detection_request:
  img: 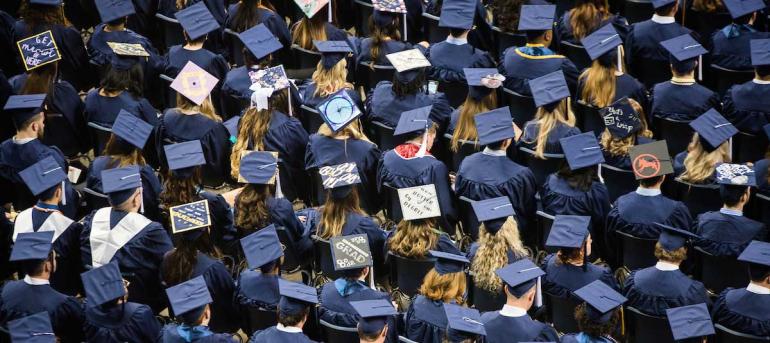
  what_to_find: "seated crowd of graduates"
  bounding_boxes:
[1,0,770,342]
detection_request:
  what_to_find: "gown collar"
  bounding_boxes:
[24,275,50,285]
[651,14,676,24]
[747,283,770,295]
[655,261,679,271]
[445,36,468,45]
[482,147,507,156]
[753,79,770,85]
[12,136,35,145]
[635,187,661,196]
[499,304,528,317]
[719,208,743,217]
[276,323,304,333]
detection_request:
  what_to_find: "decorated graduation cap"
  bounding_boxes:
[17,31,61,71]
[240,225,283,270]
[95,0,135,23]
[715,163,756,186]
[650,0,676,9]
[529,70,570,110]
[330,234,373,271]
[316,89,361,133]
[169,200,212,241]
[294,0,331,19]
[4,94,46,127]
[175,1,219,40]
[10,231,53,262]
[19,156,66,200]
[750,39,770,67]
[723,0,765,18]
[101,166,142,206]
[320,162,362,199]
[164,140,206,177]
[386,49,431,83]
[398,184,441,220]
[239,24,283,60]
[314,40,353,70]
[545,215,590,249]
[471,197,514,235]
[666,303,715,341]
[560,132,605,170]
[496,258,545,297]
[574,280,627,323]
[350,299,397,337]
[689,108,737,151]
[475,107,515,146]
[112,110,152,149]
[601,97,641,139]
[444,304,486,343]
[629,140,674,180]
[249,65,291,93]
[278,279,319,316]
[239,151,278,184]
[171,61,219,106]
[656,223,699,251]
[107,42,150,57]
[8,312,55,343]
[372,0,406,28]
[429,250,469,275]
[581,24,622,61]
[518,5,556,31]
[465,68,505,101]
[29,0,62,5]
[166,276,213,323]
[439,0,475,30]
[737,240,770,267]
[80,262,125,307]
[660,34,707,80]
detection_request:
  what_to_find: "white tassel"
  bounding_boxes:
[416,131,428,157]
[535,277,543,307]
[698,55,702,81]
[617,45,623,73]
[275,169,284,199]
[328,0,332,23]
[403,13,408,41]
[60,181,65,206]
[140,189,144,214]
[288,89,293,117]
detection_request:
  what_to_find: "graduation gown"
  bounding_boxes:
[540,253,619,300]
[424,0,493,51]
[554,13,630,49]
[0,10,20,76]
[561,333,618,342]
[86,157,162,222]
[318,280,397,343]
[224,5,291,50]
[233,196,310,259]
[364,81,453,131]
[14,21,90,91]
[722,80,770,135]
[754,159,770,195]
[221,66,253,102]
[518,121,581,156]
[80,208,174,312]
[184,253,238,334]
[625,19,693,69]
[499,45,580,96]
[601,136,653,170]
[83,89,160,127]
[622,266,710,316]
[650,80,721,121]
[576,73,649,111]
[605,191,692,240]
[356,39,427,66]
[405,295,450,343]
[480,307,560,343]
[162,324,238,343]
[710,25,770,71]
[693,210,767,257]
[234,271,280,333]
[426,41,495,83]
[0,279,84,342]
[83,302,161,342]
[249,326,316,343]
[712,287,770,337]
[198,190,238,255]
[164,46,230,116]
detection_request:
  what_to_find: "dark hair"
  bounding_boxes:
[161,231,219,286]
[525,30,547,42]
[749,263,770,282]
[486,140,506,150]
[106,16,127,27]
[100,63,144,98]
[449,28,468,37]
[733,13,753,25]
[234,184,274,238]
[491,0,525,32]
[720,184,748,207]
[557,163,598,192]
[654,1,678,15]
[18,251,54,277]
[392,71,425,97]
[231,0,276,32]
[639,175,664,188]
[183,31,207,45]
[340,266,367,280]
[359,325,385,342]
[259,258,281,274]
[16,113,44,131]
[369,16,401,62]
[757,65,770,77]
[575,303,619,338]
[672,59,697,75]
[279,307,309,327]
[37,184,60,202]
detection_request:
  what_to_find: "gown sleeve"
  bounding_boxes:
[58,27,91,91]
[206,262,239,333]
[429,93,453,134]
[128,304,163,342]
[361,143,383,213]
[498,170,538,233]
[203,123,233,183]
[272,198,313,258]
[53,296,86,342]
[427,161,457,232]
[201,192,237,255]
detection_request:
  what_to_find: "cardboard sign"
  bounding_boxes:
[629,140,673,180]
[398,184,441,220]
[330,234,372,271]
[293,0,330,18]
[170,200,212,233]
[107,42,150,57]
[248,65,290,91]
[17,30,61,71]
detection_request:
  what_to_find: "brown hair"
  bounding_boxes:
[388,219,440,258]
[317,121,372,142]
[679,133,730,184]
[175,94,221,122]
[369,17,401,63]
[102,135,146,167]
[312,59,353,98]
[231,106,271,179]
[419,269,467,304]
[291,12,330,50]
[599,99,653,156]
[451,93,498,152]
[20,63,57,96]
[318,188,364,239]
[569,0,610,40]
[160,169,201,209]
[471,218,528,292]
[575,303,620,338]
[654,242,688,263]
[231,0,276,32]
[234,184,274,237]
[524,99,576,159]
[160,231,220,286]
[579,59,617,108]
[279,307,309,327]
[692,0,723,12]
[20,1,68,28]
[491,0,526,33]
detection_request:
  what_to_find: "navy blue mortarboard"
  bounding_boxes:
[175,2,220,40]
[545,215,591,249]
[166,276,213,323]
[529,70,570,109]
[29,0,61,6]
[471,197,514,235]
[715,163,756,186]
[351,299,397,336]
[574,280,627,323]
[444,304,486,342]
[101,165,142,205]
[373,10,399,27]
[223,116,240,140]
[689,108,737,151]
[581,24,622,61]
[279,279,319,316]
[110,53,140,71]
[239,151,278,184]
[314,40,352,70]
[601,97,641,138]
[723,0,765,18]
[560,132,605,170]
[438,0,475,30]
[239,24,282,60]
[95,0,136,23]
[317,89,362,133]
[8,312,54,343]
[394,105,432,136]
[240,225,283,270]
[17,31,61,72]
[19,156,65,198]
[465,68,505,101]
[737,240,770,267]
[81,262,125,307]
[496,259,545,297]
[666,303,715,341]
[164,140,206,172]
[518,5,556,31]
[656,223,699,251]
[751,39,770,67]
[474,107,515,146]
[429,250,469,275]
[386,49,431,83]
[650,0,676,9]
[10,231,54,262]
[661,34,707,62]
[112,110,152,149]
[4,94,46,127]
[320,162,362,199]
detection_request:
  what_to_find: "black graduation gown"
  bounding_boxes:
[540,253,619,301]
[405,296,450,343]
[622,266,710,316]
[710,25,770,71]
[553,13,630,50]
[14,21,90,91]
[0,279,84,342]
[0,207,13,281]
[480,309,560,343]
[318,280,397,343]
[576,73,649,111]
[364,81,453,132]
[625,19,693,69]
[83,89,160,127]
[605,191,692,240]
[693,211,767,257]
[162,324,238,343]
[249,326,316,343]
[198,190,238,255]
[723,80,770,135]
[499,45,580,96]
[754,158,770,195]
[164,46,230,116]
[426,41,495,83]
[86,157,162,222]
[518,121,581,155]
[234,271,280,333]
[0,70,12,143]
[712,287,770,337]
[650,80,721,121]
[83,302,161,342]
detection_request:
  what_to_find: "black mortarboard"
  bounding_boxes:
[581,24,622,61]
[112,110,152,149]
[464,68,505,101]
[239,24,282,60]
[320,162,362,199]
[18,156,66,198]
[240,225,283,270]
[723,0,765,18]
[278,279,319,316]
[518,5,556,31]
[166,276,213,323]
[600,97,641,139]
[101,166,142,205]
[750,39,770,67]
[529,70,570,109]
[350,299,397,336]
[10,231,53,262]
[4,94,46,127]
[444,304,486,342]
[81,262,125,307]
[545,215,590,249]
[8,312,54,343]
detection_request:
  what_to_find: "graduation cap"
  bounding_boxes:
[18,156,66,198]
[750,39,770,67]
[95,0,135,23]
[170,61,219,106]
[175,1,219,40]
[398,184,442,221]
[164,140,206,172]
[661,34,707,79]
[239,24,283,60]
[166,276,213,323]
[650,0,676,9]
[600,97,641,139]
[314,40,353,70]
[372,0,407,28]
[715,163,756,186]
[560,132,605,170]
[330,234,373,271]
[112,110,152,149]
[394,105,432,136]
[8,312,55,343]
[16,30,61,71]
[581,24,622,61]
[529,70,570,109]
[474,107,515,146]
[386,49,431,83]
[29,0,61,5]
[249,65,291,92]
[278,279,319,316]
[666,303,715,341]
[4,94,46,127]
[169,200,212,239]
[107,42,150,57]
[429,250,469,275]
[545,215,590,249]
[439,0,475,30]
[80,262,125,307]
[350,299,397,336]
[240,225,283,270]
[444,304,486,343]
[110,53,141,72]
[293,0,331,18]
[101,166,142,206]
[464,68,505,101]
[518,5,556,31]
[495,258,545,297]
[723,0,765,18]
[316,89,362,133]
[689,108,737,151]
[10,231,54,262]
[656,223,699,251]
[239,151,278,184]
[320,162,362,199]
[629,140,674,180]
[574,280,627,323]
[737,240,770,267]
[471,197,514,235]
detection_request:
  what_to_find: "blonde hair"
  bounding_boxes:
[388,219,440,258]
[312,59,353,98]
[580,62,616,108]
[527,100,576,159]
[599,99,652,156]
[569,0,611,40]
[230,106,272,179]
[175,94,221,123]
[291,16,328,50]
[470,218,528,292]
[679,133,730,184]
[318,188,364,239]
[450,93,498,152]
[419,269,467,304]
[317,121,372,143]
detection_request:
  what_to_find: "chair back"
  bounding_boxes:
[309,168,326,207]
[458,196,480,241]
[437,81,469,108]
[443,133,480,172]
[535,211,556,252]
[653,116,693,156]
[492,27,526,58]
[616,231,658,271]
[754,193,770,228]
[82,187,111,214]
[87,121,112,157]
[623,0,655,24]
[631,58,671,89]
[354,0,374,37]
[313,236,344,280]
[246,307,278,334]
[299,105,325,134]
[732,131,768,164]
[555,0,575,19]
[519,147,565,187]
[547,293,580,334]
[600,164,637,203]
[559,41,591,71]
[276,226,306,274]
[371,121,401,151]
[694,246,749,294]
[357,63,396,93]
[422,12,449,44]
[42,113,83,158]
[0,324,9,343]
[224,28,245,66]
[715,324,770,342]
[319,319,359,343]
[155,13,185,49]
[711,64,755,97]
[469,280,506,312]
[291,44,322,69]
[574,100,605,136]
[389,252,436,297]
[625,306,675,343]
[503,88,537,129]
[674,180,722,217]
[382,183,403,223]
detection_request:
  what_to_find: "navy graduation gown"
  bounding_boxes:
[650,81,721,121]
[754,159,770,195]
[364,81,453,131]
[405,295,449,343]
[87,24,167,79]
[186,253,238,333]
[693,211,767,257]
[561,333,618,342]
[540,253,619,300]
[162,324,238,343]
[86,156,162,222]
[310,212,387,268]
[712,287,770,337]
[225,5,291,49]
[14,21,90,90]
[622,266,710,316]
[198,190,238,254]
[318,280,397,343]
[723,81,770,135]
[0,70,13,143]
[577,73,649,110]
[249,326,316,343]
[0,10,19,76]
[518,121,581,155]
[625,19,693,67]
[605,191,692,239]
[356,39,427,66]
[165,46,230,115]
[233,196,310,259]
[710,25,770,71]
[480,309,560,343]
[234,271,280,332]
[83,302,161,342]
[499,45,580,95]
[601,136,653,170]
[426,41,495,83]
[0,279,84,342]
[221,66,253,102]
[554,13,630,49]
[84,89,160,127]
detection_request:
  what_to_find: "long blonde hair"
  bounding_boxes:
[679,133,731,184]
[317,121,372,143]
[528,99,576,159]
[318,188,364,239]
[419,269,467,304]
[230,106,272,179]
[312,59,353,98]
[451,93,498,152]
[175,94,221,122]
[600,99,652,156]
[292,15,328,50]
[388,219,440,258]
[470,218,528,292]
[569,0,611,40]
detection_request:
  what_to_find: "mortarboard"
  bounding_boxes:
[169,200,212,239]
[8,312,55,343]
[429,250,469,275]
[394,105,432,136]
[350,299,397,336]
[386,49,431,83]
[661,34,707,62]
[601,97,641,138]
[239,24,283,60]
[464,68,505,101]
[689,108,737,151]
[560,132,605,170]
[294,0,331,18]
[80,262,125,307]
[444,304,486,342]
[170,61,219,106]
[545,215,591,249]
[666,303,715,341]
[529,70,570,109]
[10,231,54,262]
[330,234,373,271]
[112,110,152,149]
[240,225,283,270]
[574,280,627,323]
[29,0,62,5]
[19,156,66,198]
[249,65,290,91]
[164,140,206,171]
[750,39,770,67]
[17,31,61,72]
[316,89,361,133]
[474,107,515,146]
[101,166,142,205]
[279,279,319,316]
[656,223,700,251]
[4,94,46,127]
[110,53,141,71]
[737,240,770,267]
[175,2,220,40]
[314,40,353,70]
[471,197,514,235]
[518,5,556,31]
[107,42,149,57]
[438,0,475,30]
[398,184,442,221]
[651,0,676,9]
[581,24,622,61]
[715,163,756,186]
[166,276,213,323]
[372,0,407,29]
[723,0,765,18]
[629,140,674,180]
[495,258,545,297]
[239,151,278,184]
[320,162,362,199]
[95,0,135,23]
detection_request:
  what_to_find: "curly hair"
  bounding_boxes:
[20,1,68,28]
[569,0,611,40]
[160,169,201,209]
[312,59,353,98]
[654,242,688,263]
[471,217,528,292]
[491,0,525,33]
[692,0,724,12]
[419,269,467,304]
[451,93,498,152]
[679,133,730,184]
[575,303,620,338]
[234,184,274,237]
[388,218,440,258]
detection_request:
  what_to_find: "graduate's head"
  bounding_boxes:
[166,276,214,326]
[556,234,592,265]
[720,184,750,207]
[20,0,66,27]
[757,65,770,79]
[451,92,498,152]
[680,133,731,184]
[570,0,610,40]
[102,166,143,212]
[574,303,620,337]
[21,62,57,96]
[17,250,56,278]
[402,121,439,150]
[421,251,469,304]
[175,93,219,122]
[36,183,62,203]
[749,263,770,284]
[738,241,770,286]
[11,231,56,278]
[671,57,698,77]
[654,0,679,16]
[556,164,598,192]
[654,242,688,263]
[106,16,128,28]
[392,68,426,97]
[233,184,275,236]
[243,47,273,69]
[390,218,439,257]
[471,217,527,292]
[319,176,363,239]
[101,58,144,98]
[183,30,207,46]
[278,280,318,328]
[639,174,666,188]
[496,259,544,311]
[449,28,470,38]
[103,135,145,165]
[340,266,370,281]
[525,29,553,45]
[311,59,349,98]
[351,299,396,343]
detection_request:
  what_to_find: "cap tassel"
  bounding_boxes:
[698,55,702,81]
[288,90,293,117]
[60,181,65,206]
[328,0,333,23]
[403,13,408,42]
[535,276,543,307]
[140,190,144,214]
[617,45,623,74]
[369,266,376,289]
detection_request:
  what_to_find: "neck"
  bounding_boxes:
[505,297,530,310]
[40,198,59,207]
[660,259,681,267]
[184,41,205,50]
[751,281,770,289]
[29,272,49,281]
[642,183,661,190]
[15,130,37,140]
[451,32,468,40]
[756,73,770,81]
[105,24,125,32]
[673,72,695,80]
[724,203,745,212]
